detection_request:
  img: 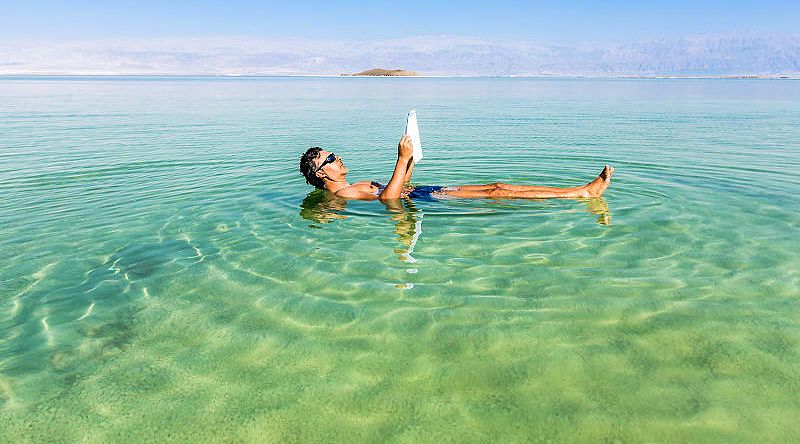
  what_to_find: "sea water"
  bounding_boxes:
[1,77,799,442]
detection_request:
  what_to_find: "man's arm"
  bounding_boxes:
[403,157,415,184]
[379,135,413,200]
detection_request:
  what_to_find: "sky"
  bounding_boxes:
[1,0,799,43]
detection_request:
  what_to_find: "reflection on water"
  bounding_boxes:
[4,77,800,442]
[583,197,612,225]
[299,190,613,264]
[382,198,423,263]
[299,189,348,226]
[299,190,427,265]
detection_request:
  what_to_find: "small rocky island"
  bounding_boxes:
[342,68,419,76]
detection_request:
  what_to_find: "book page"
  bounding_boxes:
[404,109,423,163]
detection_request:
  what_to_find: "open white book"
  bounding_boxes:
[404,109,423,164]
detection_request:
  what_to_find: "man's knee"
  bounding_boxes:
[488,188,510,198]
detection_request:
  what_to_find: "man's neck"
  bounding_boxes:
[324,178,349,193]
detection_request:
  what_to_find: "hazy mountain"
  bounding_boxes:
[1,34,798,77]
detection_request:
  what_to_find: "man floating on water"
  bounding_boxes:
[299,135,613,200]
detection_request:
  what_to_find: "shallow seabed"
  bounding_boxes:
[1,77,799,442]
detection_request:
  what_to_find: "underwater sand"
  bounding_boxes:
[1,77,799,442]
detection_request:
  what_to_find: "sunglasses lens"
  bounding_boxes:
[317,153,336,172]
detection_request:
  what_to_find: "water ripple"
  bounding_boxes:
[2,77,800,442]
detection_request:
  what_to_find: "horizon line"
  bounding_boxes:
[1,74,798,80]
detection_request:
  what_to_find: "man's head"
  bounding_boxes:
[299,147,347,189]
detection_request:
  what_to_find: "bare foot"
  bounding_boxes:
[583,165,614,197]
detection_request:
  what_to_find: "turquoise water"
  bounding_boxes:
[1,77,799,442]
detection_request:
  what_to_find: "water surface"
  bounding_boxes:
[1,77,799,442]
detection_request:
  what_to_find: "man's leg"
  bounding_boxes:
[444,165,614,199]
[443,188,584,198]
[446,183,498,191]
[450,183,581,192]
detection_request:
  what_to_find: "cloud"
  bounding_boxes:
[1,34,799,76]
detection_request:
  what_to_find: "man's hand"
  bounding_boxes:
[398,135,413,161]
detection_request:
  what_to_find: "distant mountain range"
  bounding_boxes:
[1,34,798,77]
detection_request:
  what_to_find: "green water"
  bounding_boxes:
[1,77,799,442]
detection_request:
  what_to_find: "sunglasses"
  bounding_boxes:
[315,153,337,172]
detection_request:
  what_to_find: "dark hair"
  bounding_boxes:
[300,147,325,189]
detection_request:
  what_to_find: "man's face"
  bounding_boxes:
[315,150,347,180]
